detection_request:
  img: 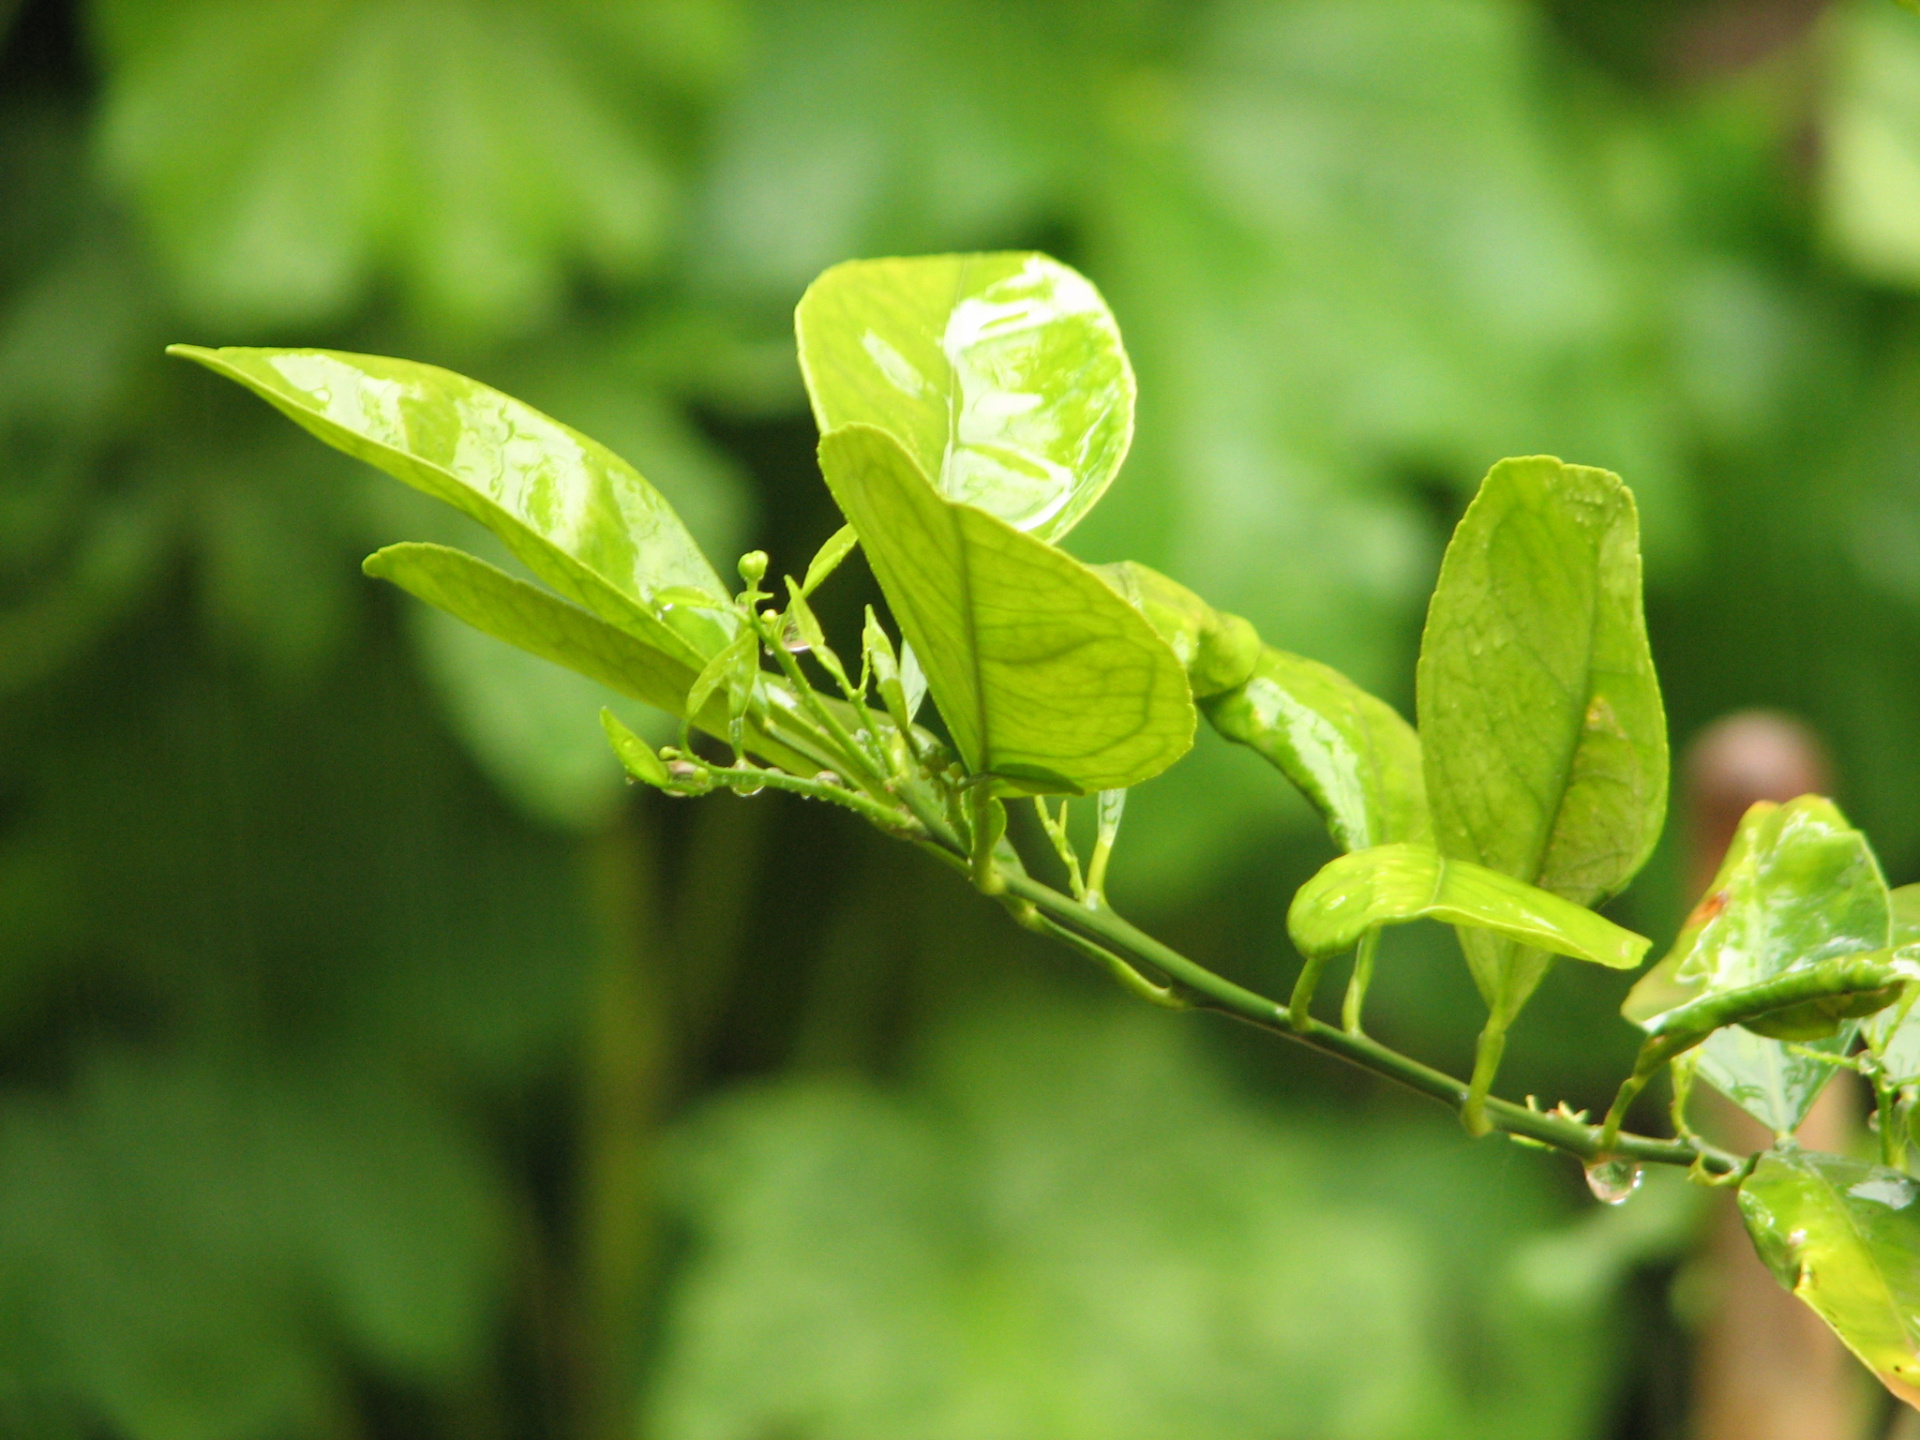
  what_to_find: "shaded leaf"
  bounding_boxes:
[1092,561,1260,700]
[96,0,707,331]
[1739,1148,1920,1410]
[817,424,1192,794]
[1624,796,1892,1133]
[797,253,1133,540]
[1417,456,1666,1089]
[170,346,732,666]
[1289,842,1649,969]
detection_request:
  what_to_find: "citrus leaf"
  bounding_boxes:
[600,709,672,788]
[1623,796,1893,1133]
[1208,648,1430,853]
[1866,884,1920,1076]
[1416,456,1666,1121]
[1739,1148,1920,1410]
[169,346,731,668]
[797,253,1134,541]
[1288,842,1649,969]
[362,542,820,777]
[1091,561,1260,700]
[817,423,1192,795]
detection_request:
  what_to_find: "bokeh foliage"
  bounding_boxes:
[4,0,1920,1437]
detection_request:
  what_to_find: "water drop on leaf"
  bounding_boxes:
[1584,1157,1642,1205]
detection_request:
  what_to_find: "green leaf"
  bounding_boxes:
[1091,561,1260,700]
[362,542,821,777]
[1866,884,1920,1076]
[1288,842,1649,970]
[1416,456,1666,1124]
[1623,796,1893,1134]
[1208,647,1430,853]
[797,253,1134,541]
[817,424,1193,795]
[168,346,732,667]
[600,708,672,788]
[1738,1148,1920,1409]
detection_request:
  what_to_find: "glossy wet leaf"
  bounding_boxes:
[1866,884,1920,1077]
[1739,1148,1920,1410]
[1289,842,1649,969]
[600,708,672,788]
[817,424,1192,795]
[1209,648,1430,853]
[362,542,820,777]
[1417,456,1666,1029]
[797,253,1134,541]
[169,346,731,667]
[1624,796,1892,1133]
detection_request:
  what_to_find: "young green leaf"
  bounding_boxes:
[363,542,823,777]
[600,709,672,788]
[796,254,1134,541]
[1739,1149,1920,1409]
[1623,796,1893,1134]
[1416,456,1667,1128]
[799,523,859,598]
[1288,842,1649,969]
[168,346,731,667]
[818,424,1193,795]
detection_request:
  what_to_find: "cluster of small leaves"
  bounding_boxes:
[185,240,1920,1412]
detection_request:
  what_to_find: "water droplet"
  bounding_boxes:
[780,618,810,654]
[814,770,843,788]
[1584,1158,1642,1206]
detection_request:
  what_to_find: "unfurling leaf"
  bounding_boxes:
[169,346,734,668]
[817,424,1192,795]
[1864,884,1920,1076]
[1624,796,1893,1134]
[1739,1148,1920,1411]
[1288,842,1649,970]
[797,253,1133,541]
[1417,456,1666,1129]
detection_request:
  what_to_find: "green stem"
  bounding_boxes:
[1463,1022,1506,1138]
[1288,954,1328,1034]
[1342,929,1379,1035]
[906,830,1736,1174]
[752,611,892,797]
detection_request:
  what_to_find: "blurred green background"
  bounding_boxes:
[4,0,1920,1436]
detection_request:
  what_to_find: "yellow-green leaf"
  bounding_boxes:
[817,424,1192,795]
[1288,842,1649,969]
[797,253,1134,541]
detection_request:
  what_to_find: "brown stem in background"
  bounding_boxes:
[1683,712,1872,1440]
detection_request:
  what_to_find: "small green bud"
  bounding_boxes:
[738,550,769,587]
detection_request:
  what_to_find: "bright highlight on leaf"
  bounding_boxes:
[1624,795,1893,1134]
[1288,842,1649,970]
[1740,1148,1920,1410]
[169,346,734,669]
[817,424,1193,794]
[797,253,1135,541]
